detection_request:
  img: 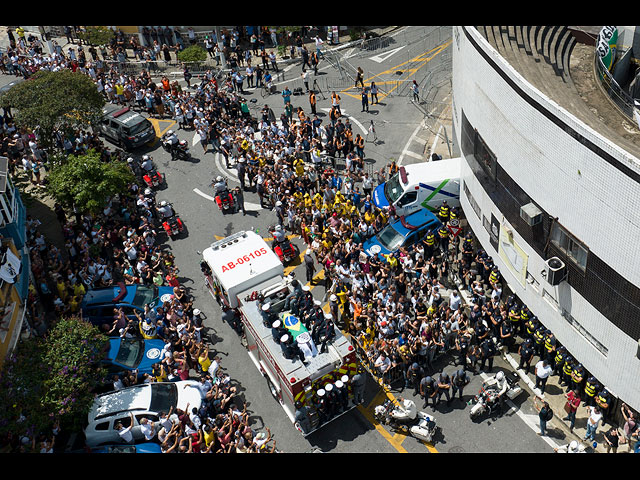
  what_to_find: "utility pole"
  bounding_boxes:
[214,26,227,70]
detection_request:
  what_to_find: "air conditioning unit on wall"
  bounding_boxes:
[520,202,543,226]
[545,256,567,285]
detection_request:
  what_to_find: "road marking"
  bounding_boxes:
[193,188,263,211]
[369,45,407,63]
[319,107,368,135]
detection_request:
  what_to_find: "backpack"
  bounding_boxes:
[545,408,554,421]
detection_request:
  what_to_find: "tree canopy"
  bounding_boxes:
[45,149,136,215]
[0,69,104,153]
[0,317,109,436]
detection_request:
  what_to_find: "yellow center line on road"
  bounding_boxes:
[339,40,452,102]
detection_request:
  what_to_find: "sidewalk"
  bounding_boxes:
[457,285,626,454]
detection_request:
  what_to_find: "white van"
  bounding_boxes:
[372,158,461,216]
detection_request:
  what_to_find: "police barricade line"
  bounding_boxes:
[351,335,404,390]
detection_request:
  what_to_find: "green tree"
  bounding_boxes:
[0,317,108,436]
[0,69,104,154]
[76,26,115,47]
[45,149,135,216]
[176,44,208,64]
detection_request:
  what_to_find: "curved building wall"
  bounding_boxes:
[451,26,640,412]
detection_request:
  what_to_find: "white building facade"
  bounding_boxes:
[451,26,640,413]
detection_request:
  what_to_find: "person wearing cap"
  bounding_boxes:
[405,362,424,396]
[315,388,329,424]
[350,368,366,405]
[260,302,275,328]
[334,380,349,412]
[419,375,438,410]
[271,320,286,344]
[452,369,470,402]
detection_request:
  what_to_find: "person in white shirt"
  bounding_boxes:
[140,417,156,441]
[534,359,553,394]
[116,413,135,444]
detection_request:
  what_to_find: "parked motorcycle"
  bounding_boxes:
[468,371,523,420]
[374,397,438,443]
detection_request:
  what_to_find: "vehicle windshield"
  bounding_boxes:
[383,172,405,205]
[131,286,158,307]
[124,119,151,136]
[149,383,178,413]
[114,338,145,369]
[376,225,405,252]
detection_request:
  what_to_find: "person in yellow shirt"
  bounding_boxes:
[73,281,86,299]
[197,344,212,373]
[303,193,313,208]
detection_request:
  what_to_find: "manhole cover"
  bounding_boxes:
[449,446,465,453]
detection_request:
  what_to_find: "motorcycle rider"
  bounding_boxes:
[141,154,154,173]
[164,129,179,156]
[486,370,509,414]
[156,200,174,219]
[213,175,228,196]
[272,224,286,243]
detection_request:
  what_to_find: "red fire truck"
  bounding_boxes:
[201,230,359,435]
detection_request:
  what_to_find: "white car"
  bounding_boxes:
[84,381,202,447]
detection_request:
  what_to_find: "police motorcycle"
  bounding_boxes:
[212,176,235,213]
[468,370,523,421]
[162,130,191,161]
[374,397,438,443]
[157,200,185,239]
[269,224,298,265]
[139,155,165,189]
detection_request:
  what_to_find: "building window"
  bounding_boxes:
[550,222,588,271]
[462,181,481,219]
[460,110,497,181]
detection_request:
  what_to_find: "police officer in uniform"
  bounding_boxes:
[524,315,539,343]
[518,337,535,373]
[438,200,450,223]
[436,371,453,406]
[519,305,531,336]
[452,369,470,402]
[570,363,585,395]
[544,331,557,364]
[437,223,450,256]
[479,336,496,372]
[350,367,366,405]
[508,303,521,335]
[405,362,424,395]
[552,346,568,376]
[561,356,575,388]
[533,325,546,359]
[595,387,611,426]
[419,375,438,410]
[423,229,437,259]
[583,376,600,407]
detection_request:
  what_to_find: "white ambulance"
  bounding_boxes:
[373,157,462,216]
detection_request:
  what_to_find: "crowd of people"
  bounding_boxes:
[0,27,284,454]
[2,26,638,453]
